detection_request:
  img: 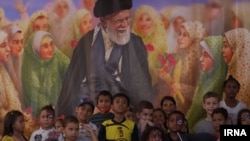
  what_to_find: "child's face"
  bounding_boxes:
[137,13,155,35]
[55,120,63,132]
[222,37,233,64]
[152,110,165,125]
[39,110,55,130]
[224,81,239,99]
[9,32,24,57]
[80,13,92,35]
[240,112,250,125]
[136,108,153,121]
[40,36,55,59]
[200,49,214,72]
[0,38,10,62]
[177,26,192,49]
[111,97,128,114]
[13,115,25,133]
[63,122,79,141]
[203,97,219,115]
[33,17,49,32]
[212,113,226,132]
[167,113,184,132]
[97,95,112,113]
[75,104,93,122]
[161,100,176,116]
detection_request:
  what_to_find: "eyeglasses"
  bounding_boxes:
[108,16,132,25]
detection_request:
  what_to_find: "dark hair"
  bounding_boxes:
[203,91,220,103]
[237,108,250,125]
[140,126,166,141]
[167,110,185,122]
[96,90,113,104]
[112,92,130,105]
[40,104,55,117]
[2,110,28,141]
[212,107,228,120]
[223,75,240,89]
[160,96,176,107]
[137,100,154,113]
[62,115,79,128]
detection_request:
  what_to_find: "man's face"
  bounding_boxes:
[104,10,131,45]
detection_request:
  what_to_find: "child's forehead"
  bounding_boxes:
[169,113,184,119]
[98,95,112,100]
[40,109,54,115]
[163,99,174,104]
[204,97,219,102]
[113,96,127,101]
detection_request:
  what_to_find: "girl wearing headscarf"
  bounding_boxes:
[22,31,69,116]
[186,36,227,133]
[61,8,93,58]
[4,24,25,108]
[23,10,52,43]
[132,5,168,86]
[49,0,76,49]
[0,30,22,122]
[160,20,206,114]
[222,28,250,107]
[166,6,193,53]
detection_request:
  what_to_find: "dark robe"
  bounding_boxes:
[55,29,154,116]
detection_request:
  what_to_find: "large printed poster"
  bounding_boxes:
[1,0,250,137]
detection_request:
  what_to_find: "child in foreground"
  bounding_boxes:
[98,93,139,141]
[89,90,114,129]
[29,104,63,141]
[1,110,28,141]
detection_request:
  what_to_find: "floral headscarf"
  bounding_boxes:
[182,20,206,41]
[224,28,250,106]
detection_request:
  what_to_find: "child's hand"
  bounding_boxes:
[82,124,95,134]
[146,120,154,126]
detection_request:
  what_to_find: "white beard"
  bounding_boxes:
[106,22,130,45]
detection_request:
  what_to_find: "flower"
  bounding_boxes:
[157,52,178,73]
[145,43,155,52]
[70,39,79,48]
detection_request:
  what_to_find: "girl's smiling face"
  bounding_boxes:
[137,13,155,35]
[40,36,55,59]
[177,26,192,49]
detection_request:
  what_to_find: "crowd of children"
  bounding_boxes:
[0,75,249,141]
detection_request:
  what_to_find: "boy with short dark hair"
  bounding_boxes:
[29,104,63,141]
[89,90,114,129]
[98,93,139,141]
[75,97,98,141]
[136,100,154,135]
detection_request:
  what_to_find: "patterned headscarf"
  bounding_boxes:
[224,28,250,105]
[182,20,206,41]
